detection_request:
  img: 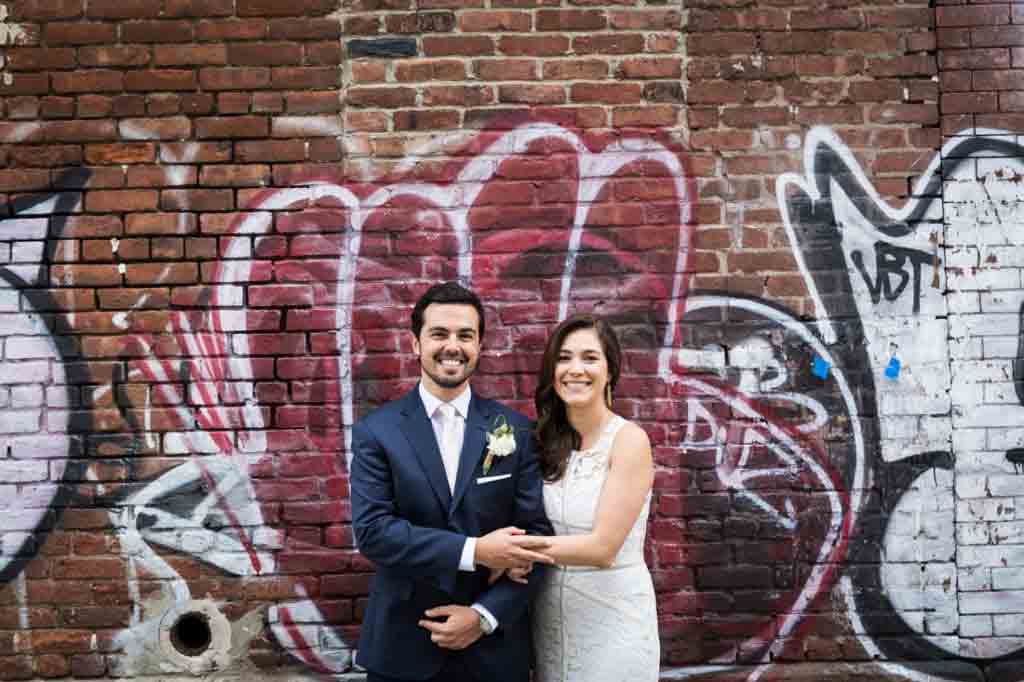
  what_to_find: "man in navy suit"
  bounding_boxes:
[351,281,554,682]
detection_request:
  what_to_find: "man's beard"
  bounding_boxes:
[423,351,477,389]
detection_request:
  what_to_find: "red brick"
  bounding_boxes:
[86,0,161,18]
[942,92,999,114]
[498,83,565,105]
[6,47,77,70]
[121,20,195,42]
[161,142,232,163]
[154,44,228,66]
[424,85,494,107]
[351,62,387,83]
[306,41,342,65]
[572,33,645,55]
[867,102,939,125]
[36,654,71,678]
[395,59,466,82]
[475,58,538,81]
[536,9,606,31]
[385,11,456,33]
[45,120,117,142]
[393,109,460,130]
[165,0,234,17]
[973,26,1024,48]
[271,66,340,90]
[609,9,680,30]
[125,262,199,285]
[254,92,285,112]
[849,79,906,102]
[618,57,681,79]
[195,115,269,138]
[84,143,155,165]
[200,164,271,187]
[688,31,756,56]
[44,22,117,45]
[285,91,341,114]
[423,35,495,56]
[459,10,531,32]
[125,69,197,92]
[345,110,389,132]
[40,95,76,116]
[69,655,106,678]
[269,17,342,40]
[3,74,50,96]
[117,117,191,141]
[937,4,1009,27]
[238,0,336,16]
[85,190,158,213]
[0,169,50,192]
[236,139,306,162]
[343,15,381,34]
[197,18,268,40]
[229,42,303,66]
[720,106,790,128]
[833,31,903,54]
[126,213,197,235]
[161,188,234,211]
[10,0,82,21]
[866,6,934,29]
[612,105,678,128]
[347,86,416,108]
[500,34,570,56]
[200,67,271,91]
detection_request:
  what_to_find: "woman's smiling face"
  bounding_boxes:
[554,327,609,409]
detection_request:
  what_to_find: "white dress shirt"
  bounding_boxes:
[418,382,498,632]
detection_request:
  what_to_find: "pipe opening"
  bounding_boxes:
[169,611,213,658]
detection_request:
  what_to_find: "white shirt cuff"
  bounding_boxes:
[459,537,477,572]
[471,603,498,633]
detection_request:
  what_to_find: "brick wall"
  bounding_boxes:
[0,0,1023,680]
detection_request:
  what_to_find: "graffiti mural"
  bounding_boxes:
[779,128,1024,673]
[98,118,864,680]
[9,113,1024,682]
[104,117,704,674]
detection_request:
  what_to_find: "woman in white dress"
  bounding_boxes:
[509,313,659,681]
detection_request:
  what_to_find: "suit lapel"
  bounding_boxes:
[398,390,452,511]
[450,394,492,515]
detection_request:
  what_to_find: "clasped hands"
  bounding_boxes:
[417,527,553,649]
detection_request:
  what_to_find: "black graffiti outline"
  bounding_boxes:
[0,167,92,585]
[782,134,1024,671]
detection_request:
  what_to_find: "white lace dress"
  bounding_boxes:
[532,415,659,682]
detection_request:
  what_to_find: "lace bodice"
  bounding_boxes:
[534,414,660,682]
[541,415,651,568]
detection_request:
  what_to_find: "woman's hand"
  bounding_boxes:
[506,564,532,584]
[487,564,532,584]
[487,567,506,585]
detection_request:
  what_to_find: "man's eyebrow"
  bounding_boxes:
[426,325,477,334]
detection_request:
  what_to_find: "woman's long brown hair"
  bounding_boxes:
[534,314,622,482]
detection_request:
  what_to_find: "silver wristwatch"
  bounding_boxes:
[478,612,495,635]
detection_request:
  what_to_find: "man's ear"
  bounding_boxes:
[410,331,421,357]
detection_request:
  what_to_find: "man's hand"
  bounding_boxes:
[418,605,484,650]
[476,527,553,570]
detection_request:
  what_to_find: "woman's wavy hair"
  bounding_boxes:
[534,313,622,482]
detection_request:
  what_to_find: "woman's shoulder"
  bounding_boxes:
[609,417,652,459]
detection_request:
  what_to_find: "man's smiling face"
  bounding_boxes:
[412,303,482,401]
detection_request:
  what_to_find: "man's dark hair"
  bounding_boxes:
[410,281,486,339]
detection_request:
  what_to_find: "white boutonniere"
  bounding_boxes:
[482,415,516,474]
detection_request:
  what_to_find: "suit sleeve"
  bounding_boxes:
[350,418,466,578]
[476,424,554,626]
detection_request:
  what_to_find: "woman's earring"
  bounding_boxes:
[605,383,613,407]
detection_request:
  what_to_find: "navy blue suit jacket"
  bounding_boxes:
[350,387,553,681]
